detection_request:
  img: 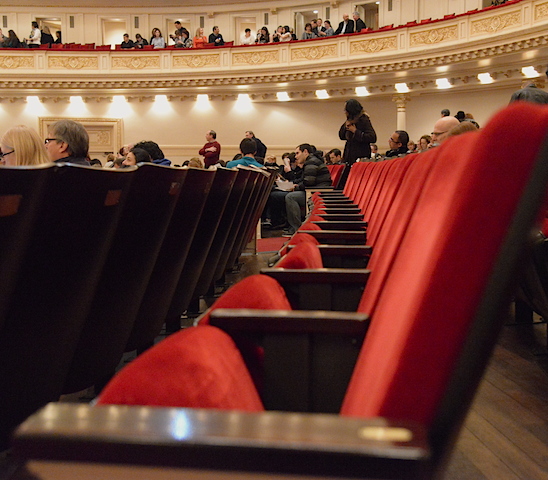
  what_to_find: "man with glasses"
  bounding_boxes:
[385,130,409,158]
[431,116,460,146]
[44,119,90,165]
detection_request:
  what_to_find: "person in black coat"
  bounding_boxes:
[353,12,366,32]
[339,98,377,165]
[335,14,355,35]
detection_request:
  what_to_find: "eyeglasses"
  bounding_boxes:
[0,150,14,159]
[44,138,59,144]
[431,131,447,137]
[388,137,400,144]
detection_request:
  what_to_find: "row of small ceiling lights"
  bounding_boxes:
[21,67,540,104]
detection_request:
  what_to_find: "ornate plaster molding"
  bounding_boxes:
[350,36,397,54]
[48,56,98,70]
[471,11,521,35]
[232,50,279,65]
[0,56,34,69]
[535,1,548,20]
[291,44,337,61]
[173,54,220,68]
[112,56,160,69]
[410,26,458,46]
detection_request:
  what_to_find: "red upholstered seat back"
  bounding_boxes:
[342,103,548,428]
[275,240,323,269]
[343,162,370,200]
[279,231,320,256]
[97,324,264,411]
[327,164,345,189]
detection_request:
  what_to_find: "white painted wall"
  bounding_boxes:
[0,84,517,164]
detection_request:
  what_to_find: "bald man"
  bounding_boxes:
[431,116,460,145]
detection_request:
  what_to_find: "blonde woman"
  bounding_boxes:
[0,125,49,166]
[193,27,207,48]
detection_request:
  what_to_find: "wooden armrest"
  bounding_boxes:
[13,403,430,479]
[320,199,355,205]
[260,268,369,311]
[297,229,366,245]
[210,308,369,334]
[316,207,362,214]
[317,213,365,221]
[306,186,334,192]
[286,244,372,268]
[312,220,367,231]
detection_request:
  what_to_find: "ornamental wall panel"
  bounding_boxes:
[48,56,99,70]
[350,36,398,54]
[534,1,548,20]
[111,56,160,70]
[291,44,338,62]
[173,54,221,68]
[0,56,34,69]
[470,10,522,35]
[409,25,458,46]
[232,50,280,66]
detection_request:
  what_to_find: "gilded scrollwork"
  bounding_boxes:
[535,2,548,20]
[0,56,34,69]
[232,50,279,65]
[291,45,337,61]
[350,36,397,54]
[471,12,521,35]
[410,26,458,46]
[89,130,111,146]
[173,54,220,68]
[48,56,98,70]
[112,56,160,69]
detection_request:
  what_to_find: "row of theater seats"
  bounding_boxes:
[10,102,548,479]
[0,162,275,452]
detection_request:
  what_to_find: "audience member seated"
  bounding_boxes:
[226,138,264,169]
[193,28,207,48]
[407,140,417,153]
[5,30,23,48]
[281,26,293,42]
[134,33,148,48]
[240,28,255,45]
[173,30,193,48]
[44,119,91,166]
[0,125,50,166]
[325,148,342,164]
[417,134,432,153]
[301,23,317,40]
[283,144,331,237]
[431,116,460,146]
[187,156,204,168]
[208,26,225,46]
[335,14,355,35]
[323,20,335,36]
[256,27,270,44]
[271,26,284,43]
[446,120,479,139]
[41,26,54,46]
[353,11,366,32]
[150,28,165,49]
[370,143,379,160]
[385,130,410,157]
[122,147,152,167]
[263,155,278,168]
[133,140,171,166]
[54,30,62,44]
[121,33,135,49]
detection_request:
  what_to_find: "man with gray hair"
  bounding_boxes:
[44,119,90,165]
[353,12,366,32]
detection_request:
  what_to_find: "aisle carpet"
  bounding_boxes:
[257,236,287,253]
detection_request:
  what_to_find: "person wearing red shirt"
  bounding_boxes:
[199,130,221,167]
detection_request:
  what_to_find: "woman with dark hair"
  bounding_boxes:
[280,26,292,42]
[150,28,165,49]
[338,98,377,165]
[301,23,317,40]
[5,30,23,48]
[122,147,152,167]
[256,26,270,44]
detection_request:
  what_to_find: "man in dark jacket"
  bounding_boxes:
[283,143,331,236]
[45,119,91,166]
[245,131,267,160]
[385,130,409,157]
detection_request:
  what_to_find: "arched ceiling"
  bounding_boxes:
[0,0,262,6]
